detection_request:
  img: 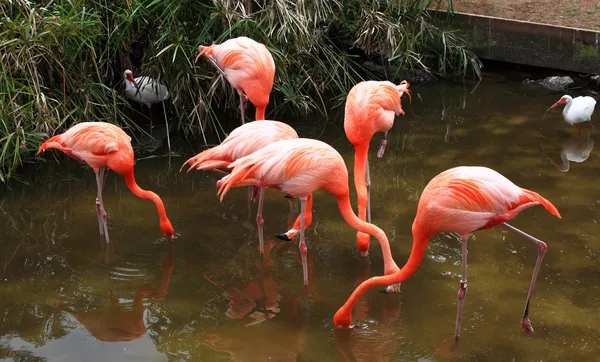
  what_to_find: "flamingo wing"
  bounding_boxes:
[419,167,560,237]
[210,37,275,104]
[37,122,131,169]
[344,81,408,142]
[183,120,298,171]
[217,138,345,200]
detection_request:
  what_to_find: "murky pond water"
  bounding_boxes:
[2,71,600,361]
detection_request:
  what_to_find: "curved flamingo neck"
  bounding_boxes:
[333,225,430,328]
[335,194,399,275]
[255,106,266,120]
[123,169,173,236]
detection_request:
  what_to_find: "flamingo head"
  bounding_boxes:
[333,308,353,329]
[160,218,175,240]
[195,45,210,63]
[396,80,412,103]
[124,70,137,87]
[545,95,572,116]
[356,232,370,257]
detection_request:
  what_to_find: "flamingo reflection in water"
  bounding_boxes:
[54,243,175,342]
[203,238,283,326]
[200,221,313,361]
[335,257,403,362]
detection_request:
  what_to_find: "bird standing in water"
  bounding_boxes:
[123,69,172,152]
[181,120,313,253]
[216,138,401,289]
[37,122,175,242]
[195,36,275,123]
[344,80,410,256]
[333,166,561,339]
[545,95,596,135]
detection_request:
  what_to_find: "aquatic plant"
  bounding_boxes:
[0,0,479,182]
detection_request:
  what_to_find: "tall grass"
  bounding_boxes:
[0,0,479,182]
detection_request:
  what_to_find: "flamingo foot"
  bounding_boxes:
[377,139,388,159]
[521,318,534,333]
[384,282,402,294]
[276,229,297,241]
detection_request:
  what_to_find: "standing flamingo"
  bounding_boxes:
[123,69,172,153]
[37,122,175,243]
[195,36,275,123]
[333,166,561,338]
[216,138,401,289]
[344,80,411,256]
[545,95,596,135]
[181,121,312,254]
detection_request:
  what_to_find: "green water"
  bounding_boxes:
[1,72,599,361]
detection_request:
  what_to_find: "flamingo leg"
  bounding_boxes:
[139,104,145,114]
[239,92,248,124]
[576,124,581,135]
[454,236,468,339]
[256,187,265,254]
[148,106,153,118]
[299,197,309,286]
[366,156,371,223]
[502,222,547,333]
[377,131,388,159]
[95,167,110,243]
[249,186,260,202]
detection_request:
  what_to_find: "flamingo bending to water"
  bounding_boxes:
[216,138,401,289]
[333,166,561,338]
[195,37,275,123]
[181,121,313,253]
[344,80,410,256]
[37,122,175,242]
[545,95,596,135]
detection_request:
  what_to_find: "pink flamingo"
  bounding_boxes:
[344,80,410,256]
[181,120,313,253]
[37,122,175,242]
[333,166,561,338]
[196,36,275,123]
[216,138,401,289]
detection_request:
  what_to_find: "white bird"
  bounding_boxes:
[123,69,172,152]
[545,95,597,135]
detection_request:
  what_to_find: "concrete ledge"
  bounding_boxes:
[432,10,600,73]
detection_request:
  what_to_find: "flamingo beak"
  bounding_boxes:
[544,98,565,117]
[195,45,206,63]
[127,74,137,87]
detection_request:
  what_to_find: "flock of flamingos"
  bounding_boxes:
[35,36,597,339]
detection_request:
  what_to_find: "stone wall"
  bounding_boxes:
[435,11,600,74]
